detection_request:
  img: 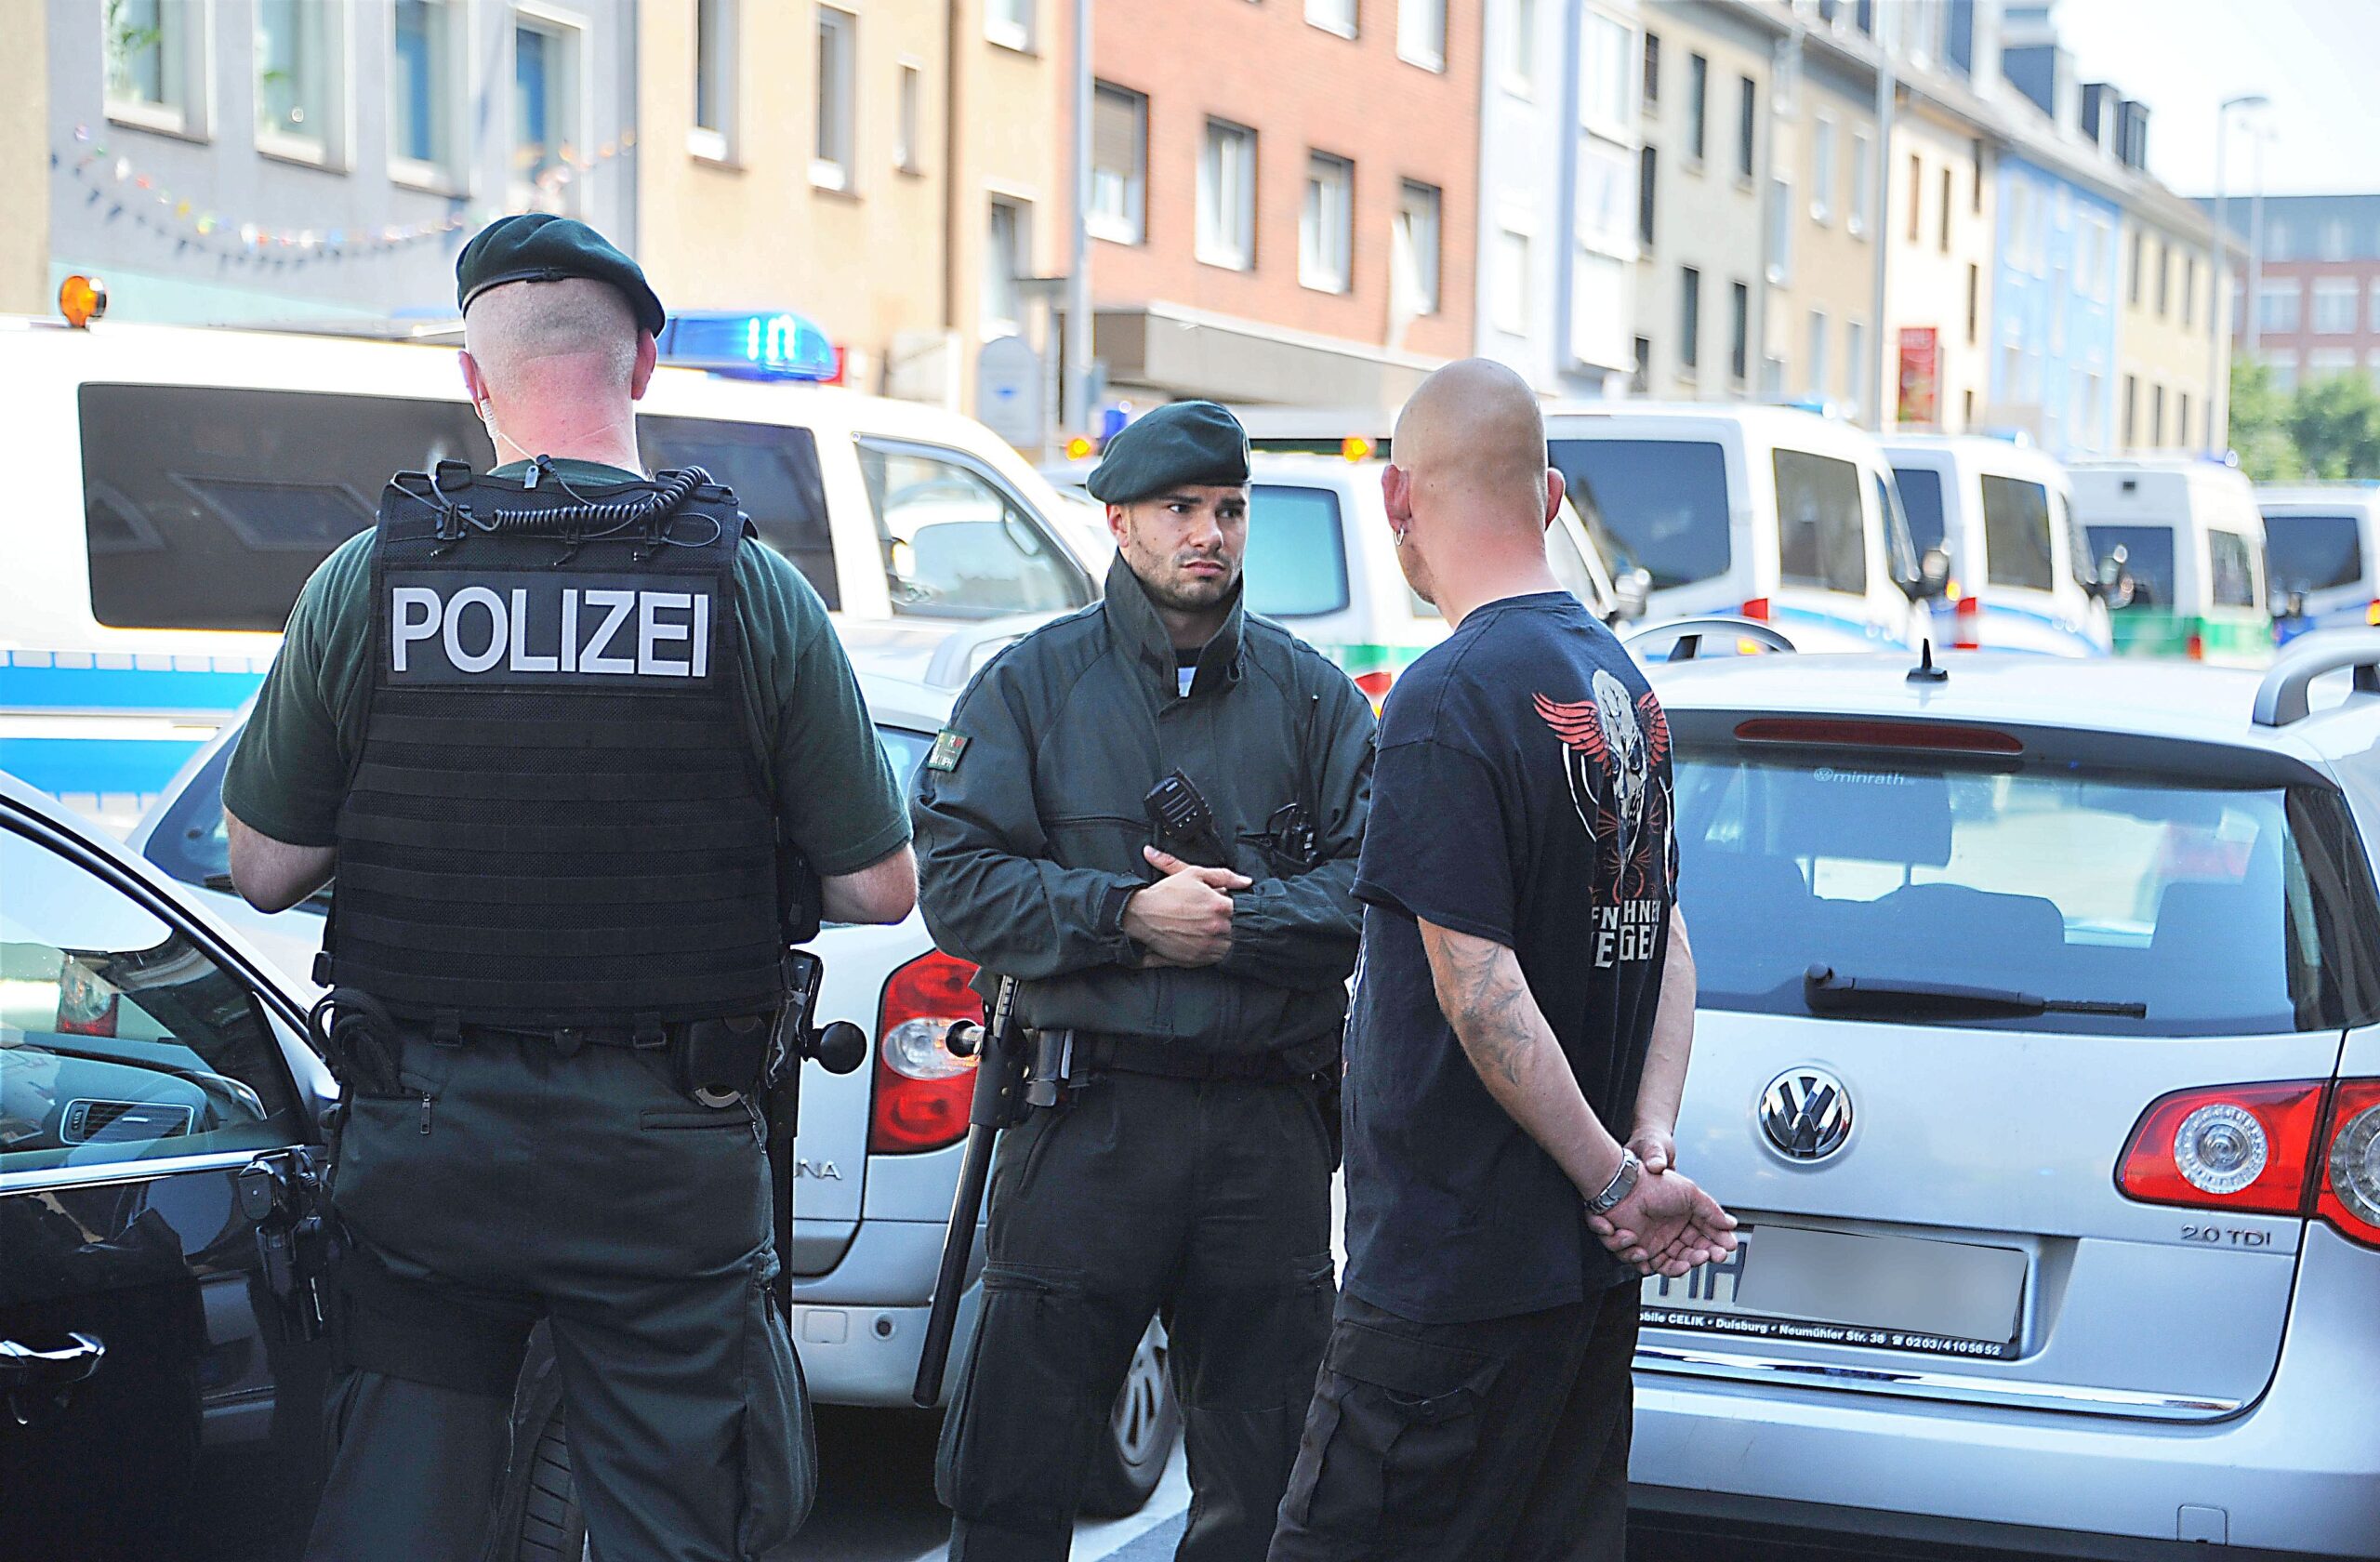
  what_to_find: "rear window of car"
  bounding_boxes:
[2087,524,2175,609]
[1674,748,2380,1035]
[1549,438,1731,591]
[2264,513,2365,594]
[1891,466,1948,556]
[80,384,492,632]
[1773,449,1866,596]
[1246,484,1351,618]
[1980,475,2056,591]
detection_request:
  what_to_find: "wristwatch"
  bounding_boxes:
[1586,1149,1643,1215]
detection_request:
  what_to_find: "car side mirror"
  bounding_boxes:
[2276,589,2308,621]
[1912,547,1952,602]
[1611,568,1652,624]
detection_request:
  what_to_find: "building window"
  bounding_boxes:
[1971,137,1985,213]
[2128,230,2144,305]
[1765,176,1792,285]
[1845,319,1867,417]
[1302,153,1355,294]
[2178,391,2192,448]
[2312,278,2359,335]
[1398,0,1447,70]
[1632,336,1651,394]
[2320,218,2351,262]
[1938,166,1952,253]
[1806,311,1829,399]
[1505,0,1538,97]
[1810,116,1835,225]
[1967,263,1980,345]
[984,197,1029,338]
[257,0,342,164]
[2150,384,2166,445]
[1849,127,1872,237]
[1642,30,1659,111]
[1679,265,1701,374]
[513,15,582,211]
[104,0,201,133]
[2122,374,2138,445]
[1395,180,1443,318]
[2308,347,2360,382]
[1906,153,1922,243]
[1088,84,1146,244]
[1686,53,1708,163]
[1580,11,1633,129]
[894,61,923,173]
[2156,241,2172,317]
[2259,283,2302,336]
[1730,281,1750,383]
[2370,279,2380,334]
[1197,119,1258,271]
[1492,227,1531,336]
[1637,146,1657,249]
[813,7,857,192]
[1571,247,1625,370]
[390,0,462,185]
[2182,255,2197,328]
[986,0,1033,52]
[1308,0,1359,38]
[1736,76,1756,179]
[2266,354,2299,395]
[692,0,738,161]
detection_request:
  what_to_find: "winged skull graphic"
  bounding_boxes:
[1534,672,1673,902]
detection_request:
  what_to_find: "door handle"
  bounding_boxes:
[0,1331,106,1389]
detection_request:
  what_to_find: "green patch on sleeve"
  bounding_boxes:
[927,730,970,772]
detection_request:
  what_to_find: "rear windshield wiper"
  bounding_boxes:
[1804,964,2147,1021]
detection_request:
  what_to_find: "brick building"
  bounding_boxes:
[2212,193,2380,397]
[1072,0,1480,410]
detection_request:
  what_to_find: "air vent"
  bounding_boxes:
[61,1100,196,1145]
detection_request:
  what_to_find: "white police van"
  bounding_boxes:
[1883,434,2111,656]
[1545,404,1934,653]
[2260,483,2380,643]
[0,306,1091,830]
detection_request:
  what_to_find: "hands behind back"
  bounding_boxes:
[1123,845,1250,968]
[1586,1167,1739,1280]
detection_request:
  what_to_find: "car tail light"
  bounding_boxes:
[2318,1080,2380,1248]
[2186,630,2206,660]
[868,950,985,1155]
[1952,592,1981,651]
[2118,1080,2327,1216]
[1740,597,1770,621]
[1353,669,1395,709]
[1732,716,2024,754]
[2366,600,2380,628]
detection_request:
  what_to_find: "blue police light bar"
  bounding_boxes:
[657,310,839,381]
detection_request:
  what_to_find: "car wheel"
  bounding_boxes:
[1079,1320,1181,1517]
[491,1336,591,1562]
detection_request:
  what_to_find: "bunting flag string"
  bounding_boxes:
[55,123,639,272]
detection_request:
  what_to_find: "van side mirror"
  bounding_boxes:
[2275,589,2308,621]
[1911,547,1952,602]
[1610,568,1652,624]
[2096,555,2136,610]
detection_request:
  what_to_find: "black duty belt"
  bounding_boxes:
[1078,1032,1339,1084]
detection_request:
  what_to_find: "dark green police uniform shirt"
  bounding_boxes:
[224,458,911,876]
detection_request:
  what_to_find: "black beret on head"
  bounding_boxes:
[1086,401,1251,504]
[455,213,667,338]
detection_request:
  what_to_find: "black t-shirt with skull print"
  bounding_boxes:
[1342,591,1676,1324]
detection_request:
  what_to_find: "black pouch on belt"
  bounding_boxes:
[679,1014,773,1102]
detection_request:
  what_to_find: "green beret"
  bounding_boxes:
[455,213,667,338]
[1086,401,1250,504]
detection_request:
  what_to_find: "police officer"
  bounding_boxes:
[914,401,1375,1562]
[224,215,919,1562]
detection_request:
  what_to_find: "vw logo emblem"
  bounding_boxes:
[1760,1067,1853,1161]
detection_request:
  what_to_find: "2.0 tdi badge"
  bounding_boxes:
[1760,1067,1853,1161]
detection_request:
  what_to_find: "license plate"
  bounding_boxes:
[1640,1224,2026,1361]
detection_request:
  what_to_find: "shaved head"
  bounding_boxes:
[1381,358,1566,619]
[456,277,656,469]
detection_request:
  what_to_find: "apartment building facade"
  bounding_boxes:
[2117,187,2226,453]
[43,0,635,324]
[1633,0,1770,401]
[2217,193,2380,399]
[1076,0,1478,411]
[2,0,46,315]
[1754,25,1885,415]
[1474,0,1640,398]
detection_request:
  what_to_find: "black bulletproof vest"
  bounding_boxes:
[327,465,785,1029]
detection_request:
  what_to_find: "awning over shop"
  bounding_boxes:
[1093,299,1445,411]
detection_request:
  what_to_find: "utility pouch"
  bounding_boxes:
[681,1014,773,1105]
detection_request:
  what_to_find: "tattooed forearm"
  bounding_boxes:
[1418,919,1623,1198]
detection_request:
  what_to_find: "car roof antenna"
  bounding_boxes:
[1907,639,1949,684]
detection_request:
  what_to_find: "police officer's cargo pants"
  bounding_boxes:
[940,1070,1336,1562]
[303,1025,812,1562]
[1265,1282,1642,1562]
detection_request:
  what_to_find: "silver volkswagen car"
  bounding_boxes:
[1635,632,2380,1558]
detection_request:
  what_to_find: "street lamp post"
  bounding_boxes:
[2212,93,2269,455]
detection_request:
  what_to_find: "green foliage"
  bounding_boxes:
[2287,374,2380,482]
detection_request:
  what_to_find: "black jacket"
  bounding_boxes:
[913,554,1375,1055]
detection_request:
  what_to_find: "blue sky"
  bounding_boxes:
[2051,0,2380,197]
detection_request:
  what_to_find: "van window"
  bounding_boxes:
[2208,529,2258,609]
[1874,470,1920,589]
[2265,513,2365,594]
[79,384,491,631]
[1892,466,1948,555]
[640,416,840,608]
[1773,450,1866,595]
[1246,484,1351,618]
[2088,524,2175,609]
[1980,475,2055,591]
[1548,438,1731,590]
[858,442,1088,619]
